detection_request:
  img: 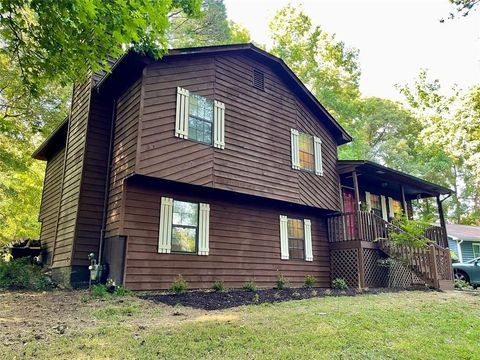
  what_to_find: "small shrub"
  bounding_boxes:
[91,284,109,298]
[273,292,281,300]
[454,279,472,290]
[332,278,349,290]
[170,274,188,294]
[311,289,318,296]
[114,286,134,297]
[90,282,134,298]
[212,280,225,292]
[243,280,257,292]
[292,291,300,297]
[304,275,316,288]
[252,293,260,303]
[324,289,332,296]
[0,257,54,291]
[389,214,430,249]
[276,274,289,290]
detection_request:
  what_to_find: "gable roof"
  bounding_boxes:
[32,117,68,160]
[33,43,352,160]
[446,224,480,241]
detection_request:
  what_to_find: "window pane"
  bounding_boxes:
[188,94,213,145]
[288,219,304,238]
[287,218,305,260]
[299,132,314,171]
[173,201,198,226]
[172,227,197,252]
[393,200,402,216]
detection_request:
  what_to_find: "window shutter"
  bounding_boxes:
[380,195,388,221]
[365,192,372,211]
[304,219,313,261]
[279,215,289,259]
[313,136,323,176]
[198,203,210,255]
[158,197,173,253]
[175,87,189,139]
[388,197,395,218]
[290,129,300,170]
[213,100,225,149]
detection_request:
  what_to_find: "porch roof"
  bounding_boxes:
[337,160,452,199]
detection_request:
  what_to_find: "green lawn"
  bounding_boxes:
[4,290,480,359]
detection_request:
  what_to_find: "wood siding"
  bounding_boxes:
[137,56,215,187]
[71,94,113,266]
[52,79,93,268]
[122,179,331,290]
[135,54,341,211]
[105,79,142,237]
[38,148,65,264]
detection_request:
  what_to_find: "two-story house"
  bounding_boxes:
[33,44,453,290]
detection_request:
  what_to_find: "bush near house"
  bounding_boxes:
[0,257,54,290]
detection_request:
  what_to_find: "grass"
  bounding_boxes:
[5,291,480,359]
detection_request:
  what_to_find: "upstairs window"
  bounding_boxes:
[291,129,323,176]
[299,132,315,172]
[175,87,225,149]
[188,94,214,145]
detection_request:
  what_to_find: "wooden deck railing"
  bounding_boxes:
[327,211,453,290]
[327,211,386,243]
[423,226,447,248]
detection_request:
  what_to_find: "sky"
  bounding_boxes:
[224,0,480,101]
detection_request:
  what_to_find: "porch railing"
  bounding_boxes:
[327,211,447,247]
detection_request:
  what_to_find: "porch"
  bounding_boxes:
[327,211,454,291]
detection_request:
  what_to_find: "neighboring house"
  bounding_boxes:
[447,224,480,262]
[32,43,453,290]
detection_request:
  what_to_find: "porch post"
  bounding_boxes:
[436,195,448,248]
[352,171,361,211]
[400,185,408,217]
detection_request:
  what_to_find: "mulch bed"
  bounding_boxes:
[140,287,426,310]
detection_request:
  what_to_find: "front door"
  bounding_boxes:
[342,189,357,239]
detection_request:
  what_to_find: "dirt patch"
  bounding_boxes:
[0,289,210,354]
[140,287,426,310]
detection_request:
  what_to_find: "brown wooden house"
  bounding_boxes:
[33,44,453,290]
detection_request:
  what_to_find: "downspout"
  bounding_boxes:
[98,96,117,264]
[456,238,464,263]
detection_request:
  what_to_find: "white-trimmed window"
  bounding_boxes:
[279,215,313,261]
[158,197,210,255]
[188,94,214,145]
[473,243,480,259]
[175,87,225,149]
[291,129,323,176]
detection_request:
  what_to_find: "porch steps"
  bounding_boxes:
[375,217,454,291]
[327,211,454,291]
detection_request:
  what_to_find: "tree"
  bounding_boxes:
[442,0,480,20]
[398,71,480,224]
[169,0,250,47]
[0,53,70,243]
[268,5,361,128]
[0,0,202,93]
